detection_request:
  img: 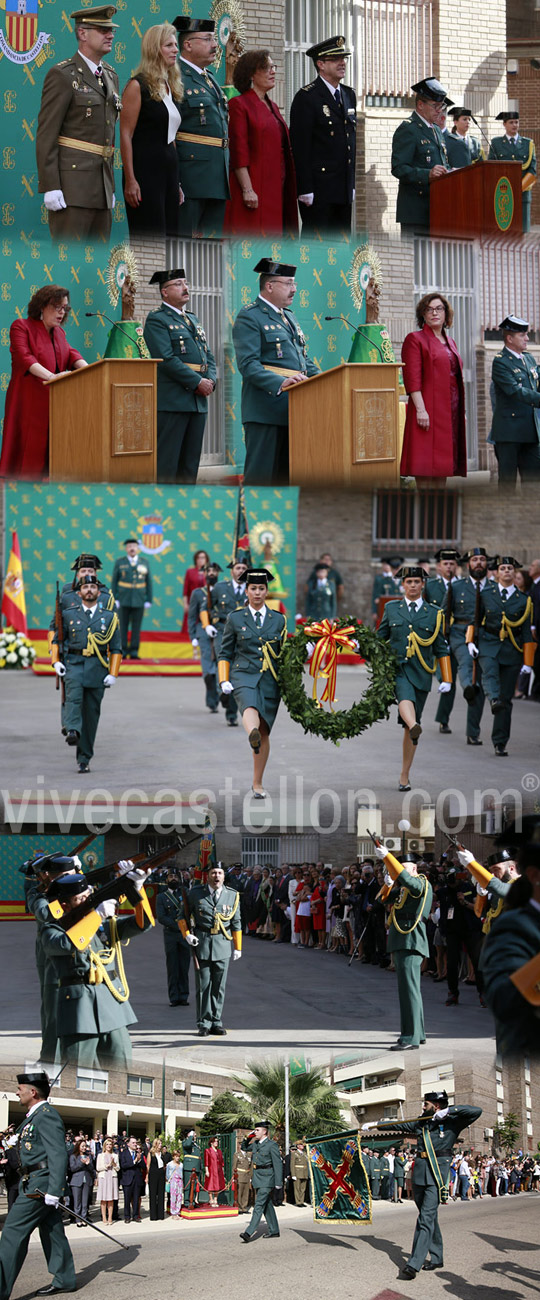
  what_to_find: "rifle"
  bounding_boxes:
[444,831,466,854]
[54,581,65,708]
[367,828,396,903]
[53,838,187,948]
[472,578,482,688]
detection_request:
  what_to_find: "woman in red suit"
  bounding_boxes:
[224,50,298,236]
[0,285,87,479]
[204,1137,226,1208]
[400,291,467,487]
[182,548,210,633]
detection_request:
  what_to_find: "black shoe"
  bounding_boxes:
[249,727,261,753]
[169,1000,182,1006]
[239,1232,254,1243]
[178,999,189,1006]
[494,745,508,756]
[78,763,90,773]
[423,1261,444,1270]
[65,730,79,746]
[445,994,459,1006]
[490,698,503,714]
[400,1266,417,1280]
[463,685,477,703]
[439,724,452,734]
[209,706,219,714]
[129,654,140,660]
[35,1289,77,1296]
[227,717,238,727]
[398,783,411,792]
[467,736,482,746]
[263,1232,280,1238]
[198,1027,210,1036]
[390,1042,418,1051]
[124,1218,131,1223]
[209,1025,227,1035]
[409,722,422,741]
[133,1216,141,1222]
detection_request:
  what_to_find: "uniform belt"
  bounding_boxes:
[59,975,88,986]
[21,1161,48,1174]
[185,363,206,372]
[118,581,146,587]
[263,365,305,377]
[176,130,228,149]
[58,135,114,159]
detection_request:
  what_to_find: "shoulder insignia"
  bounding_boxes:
[57,59,72,67]
[302,80,316,90]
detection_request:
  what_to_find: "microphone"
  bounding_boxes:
[468,114,491,155]
[324,315,385,362]
[85,311,144,350]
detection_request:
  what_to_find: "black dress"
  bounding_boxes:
[148,1154,166,1219]
[123,75,182,237]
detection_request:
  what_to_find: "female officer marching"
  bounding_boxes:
[218,568,286,797]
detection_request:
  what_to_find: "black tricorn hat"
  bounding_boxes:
[19,851,79,877]
[254,1119,270,1129]
[173,16,215,33]
[227,552,250,569]
[76,575,99,590]
[494,555,521,568]
[486,849,514,868]
[245,568,274,586]
[71,553,102,571]
[499,314,528,332]
[254,258,297,277]
[424,1090,448,1106]
[434,548,459,562]
[460,547,487,563]
[448,106,472,119]
[123,537,139,545]
[149,269,186,287]
[411,77,450,103]
[396,565,425,581]
[17,1071,51,1096]
[46,872,88,901]
[495,110,519,121]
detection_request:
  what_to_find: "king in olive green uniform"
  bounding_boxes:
[111,539,152,660]
[377,846,433,1049]
[240,1123,283,1241]
[180,866,242,1034]
[234,1142,253,1212]
[52,578,122,772]
[391,77,450,230]
[469,555,535,755]
[488,111,537,232]
[36,6,120,241]
[0,1071,76,1300]
[174,16,230,238]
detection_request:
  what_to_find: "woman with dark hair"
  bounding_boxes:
[203,1137,225,1207]
[120,23,184,236]
[182,548,210,632]
[400,291,467,487]
[224,50,298,235]
[69,1138,96,1224]
[0,285,87,478]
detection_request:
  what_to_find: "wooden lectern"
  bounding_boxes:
[430,160,522,237]
[48,358,158,482]
[288,362,402,488]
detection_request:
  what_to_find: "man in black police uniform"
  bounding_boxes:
[391,77,451,230]
[289,36,356,235]
[364,1090,482,1279]
[490,315,540,489]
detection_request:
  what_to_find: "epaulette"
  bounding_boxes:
[57,59,72,67]
[102,61,114,70]
[302,80,316,90]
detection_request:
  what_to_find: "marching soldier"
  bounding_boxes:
[391,77,451,230]
[232,258,319,484]
[289,1139,310,1206]
[173,17,230,238]
[424,547,460,735]
[234,1138,253,1213]
[289,36,356,235]
[488,111,537,232]
[51,575,122,773]
[36,6,120,241]
[180,863,242,1036]
[188,562,221,715]
[143,269,217,483]
[467,555,535,755]
[490,316,540,489]
[183,1131,203,1205]
[0,1071,76,1300]
[156,866,191,1007]
[374,845,433,1049]
[22,851,81,1062]
[111,537,152,660]
[480,821,540,1055]
[239,1122,283,1242]
[449,548,490,746]
[199,554,248,728]
[376,565,452,790]
[446,107,483,167]
[363,1090,482,1278]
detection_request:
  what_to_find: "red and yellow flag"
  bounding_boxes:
[1,532,27,634]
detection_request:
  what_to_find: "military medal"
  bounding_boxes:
[179,337,186,354]
[276,340,283,358]
[199,104,207,126]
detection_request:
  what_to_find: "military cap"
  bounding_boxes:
[386,555,404,568]
[70,5,118,28]
[434,548,459,562]
[495,111,519,122]
[227,553,250,569]
[486,848,514,868]
[45,872,88,901]
[461,547,487,562]
[448,106,472,120]
[71,553,102,571]
[314,561,330,572]
[19,851,80,877]
[396,565,426,581]
[254,1119,270,1129]
[245,568,274,586]
[411,77,450,103]
[494,555,521,568]
[76,574,99,590]
[253,258,296,277]
[499,314,528,332]
[416,555,431,566]
[149,269,186,287]
[424,1090,448,1106]
[17,1071,51,1096]
[123,537,139,545]
[306,35,351,61]
[173,16,215,33]
[204,561,222,572]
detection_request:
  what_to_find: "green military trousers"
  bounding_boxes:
[245,1188,279,1237]
[0,1190,76,1300]
[408,1182,444,1270]
[59,1025,132,1068]
[64,670,105,765]
[393,950,425,1046]
[195,957,229,1030]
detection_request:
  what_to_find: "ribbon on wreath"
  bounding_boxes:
[304,620,357,708]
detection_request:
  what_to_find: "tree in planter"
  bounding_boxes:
[199,1060,344,1142]
[493,1112,521,1156]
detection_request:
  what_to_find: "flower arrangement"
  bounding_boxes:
[0,626,36,670]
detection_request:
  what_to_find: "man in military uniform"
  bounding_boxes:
[183,1130,203,1205]
[446,107,483,167]
[289,1139,310,1206]
[374,845,433,1050]
[239,1122,283,1242]
[36,6,120,241]
[173,17,229,238]
[199,554,248,727]
[144,268,217,483]
[369,1149,382,1199]
[480,819,540,1055]
[305,562,337,621]
[232,258,319,484]
[457,845,518,942]
[363,1090,482,1278]
[289,36,356,235]
[377,565,452,790]
[394,1149,407,1201]
[489,111,537,232]
[424,547,460,735]
[156,865,191,1007]
[234,1137,253,1213]
[467,555,534,755]
[111,537,152,660]
[51,575,122,773]
[490,316,540,488]
[188,562,221,714]
[391,77,451,230]
[0,1071,76,1300]
[371,555,402,624]
[180,863,242,1036]
[22,851,81,1062]
[449,548,489,746]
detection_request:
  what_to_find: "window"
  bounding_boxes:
[76,1069,108,1093]
[373,490,461,547]
[127,1075,154,1099]
[383,1105,399,1119]
[190,1085,213,1105]
[242,835,281,870]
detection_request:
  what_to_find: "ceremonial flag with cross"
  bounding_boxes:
[307,1130,371,1224]
[193,816,217,883]
[232,486,252,567]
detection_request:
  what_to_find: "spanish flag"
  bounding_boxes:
[1,531,27,634]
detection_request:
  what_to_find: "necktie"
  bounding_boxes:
[501,589,507,602]
[444,580,453,637]
[334,87,342,110]
[255,611,262,627]
[408,602,416,614]
[86,608,93,621]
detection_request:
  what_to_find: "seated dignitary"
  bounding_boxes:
[179,863,242,1036]
[143,268,217,483]
[0,1071,76,1300]
[120,22,184,238]
[173,16,230,238]
[51,574,122,773]
[445,107,483,167]
[36,6,121,241]
[488,111,537,232]
[188,561,221,714]
[225,49,298,236]
[480,825,540,1056]
[218,568,287,797]
[376,564,452,790]
[289,36,356,235]
[467,555,534,756]
[391,77,451,230]
[232,258,319,484]
[239,1122,283,1242]
[490,316,540,489]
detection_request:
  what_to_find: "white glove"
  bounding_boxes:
[221,680,234,694]
[112,194,116,209]
[374,844,388,860]
[44,189,66,211]
[350,639,359,652]
[468,643,479,658]
[117,860,135,875]
[299,193,314,205]
[54,662,66,677]
[144,602,151,609]
[457,849,475,868]
[115,601,120,610]
[438,681,452,693]
[205,625,217,639]
[126,867,149,892]
[384,872,392,887]
[186,933,199,947]
[305,641,315,656]
[96,899,117,919]
[191,638,199,648]
[103,674,116,687]
[476,884,488,896]
[233,951,242,961]
[44,1193,60,1207]
[521,664,532,675]
[361,1122,377,1132]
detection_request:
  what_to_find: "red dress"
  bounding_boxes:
[204,1146,225,1192]
[0,317,83,478]
[182,565,207,633]
[224,89,299,236]
[400,325,467,479]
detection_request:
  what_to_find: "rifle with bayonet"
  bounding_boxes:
[472,578,482,688]
[50,838,187,949]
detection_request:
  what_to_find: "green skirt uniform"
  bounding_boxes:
[219,605,287,734]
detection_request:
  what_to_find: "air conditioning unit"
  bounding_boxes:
[382,838,401,851]
[408,838,425,852]
[172,1080,186,1093]
[367,1076,380,1086]
[356,1107,366,1116]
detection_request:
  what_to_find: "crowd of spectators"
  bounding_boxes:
[360,1146,540,1202]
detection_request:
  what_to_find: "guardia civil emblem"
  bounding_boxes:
[0,0,50,65]
[136,512,172,557]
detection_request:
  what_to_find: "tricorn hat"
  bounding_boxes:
[411,77,450,103]
[254,258,296,277]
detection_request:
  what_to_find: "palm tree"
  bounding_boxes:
[199,1059,344,1141]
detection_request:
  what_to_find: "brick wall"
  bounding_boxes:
[506,61,540,226]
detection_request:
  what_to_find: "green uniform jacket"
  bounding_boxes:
[289,1148,310,1179]
[480,875,511,935]
[48,582,114,634]
[424,575,459,636]
[488,134,536,207]
[17,1101,68,1198]
[478,585,532,665]
[371,574,398,614]
[233,298,319,426]
[182,1135,202,1177]
[480,902,540,1054]
[144,303,217,413]
[490,348,540,444]
[36,56,120,207]
[305,578,337,621]
[176,60,230,200]
[53,593,122,687]
[445,132,482,167]
[377,597,449,690]
[448,576,490,646]
[186,882,241,961]
[220,605,287,727]
[210,580,247,653]
[111,556,152,608]
[41,911,151,1035]
[387,868,433,957]
[376,1106,482,1188]
[391,112,449,226]
[241,1137,282,1189]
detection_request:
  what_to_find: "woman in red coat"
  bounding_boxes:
[182,548,210,633]
[400,291,467,487]
[0,285,87,479]
[224,50,298,236]
[204,1137,226,1208]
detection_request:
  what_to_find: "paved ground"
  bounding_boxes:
[1,669,538,830]
[2,1190,539,1300]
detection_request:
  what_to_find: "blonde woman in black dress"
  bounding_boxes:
[120,23,184,236]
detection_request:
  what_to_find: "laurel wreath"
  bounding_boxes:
[278,619,398,745]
